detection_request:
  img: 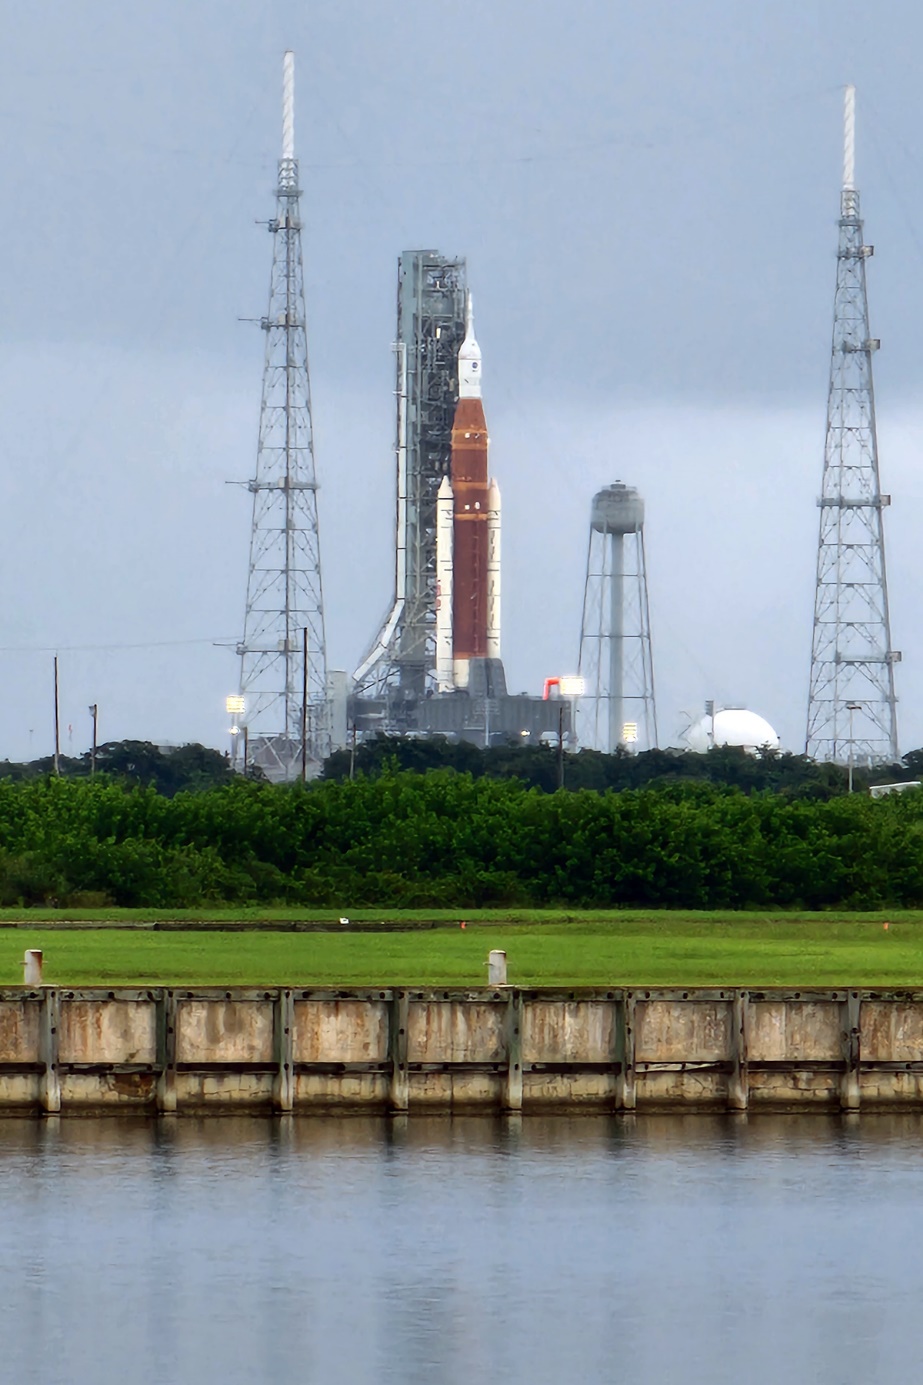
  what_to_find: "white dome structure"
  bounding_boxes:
[685,708,780,755]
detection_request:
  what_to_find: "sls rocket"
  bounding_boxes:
[435,295,501,691]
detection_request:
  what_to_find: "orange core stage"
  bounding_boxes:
[451,397,490,663]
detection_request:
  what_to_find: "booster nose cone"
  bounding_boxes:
[458,292,482,399]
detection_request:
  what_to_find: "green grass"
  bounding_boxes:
[4,906,923,928]
[2,912,923,987]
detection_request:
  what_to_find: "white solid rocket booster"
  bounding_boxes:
[487,478,501,660]
[435,474,455,691]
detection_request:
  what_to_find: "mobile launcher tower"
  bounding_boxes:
[351,251,566,747]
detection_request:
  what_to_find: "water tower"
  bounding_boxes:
[577,482,657,752]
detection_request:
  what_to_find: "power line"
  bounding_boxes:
[0,636,238,655]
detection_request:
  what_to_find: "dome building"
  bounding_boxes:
[685,708,780,755]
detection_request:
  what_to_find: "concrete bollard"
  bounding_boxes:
[23,950,43,986]
[488,950,508,986]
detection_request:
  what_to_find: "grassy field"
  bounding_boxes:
[2,912,923,986]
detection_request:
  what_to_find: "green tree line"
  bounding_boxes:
[0,768,920,910]
[323,736,922,798]
[0,741,237,796]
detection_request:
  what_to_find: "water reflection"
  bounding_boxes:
[1,1114,922,1383]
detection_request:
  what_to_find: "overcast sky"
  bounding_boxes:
[1,0,923,760]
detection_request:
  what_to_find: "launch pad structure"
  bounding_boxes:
[230,103,566,770]
[351,250,566,749]
[231,65,908,774]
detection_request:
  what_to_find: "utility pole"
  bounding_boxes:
[300,625,308,783]
[53,657,60,776]
[88,704,98,776]
[557,702,565,790]
[349,722,357,781]
[705,699,716,750]
[847,701,861,792]
[806,86,899,764]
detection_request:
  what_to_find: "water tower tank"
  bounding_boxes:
[591,482,644,536]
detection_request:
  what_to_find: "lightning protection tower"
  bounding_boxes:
[237,52,329,780]
[806,86,899,765]
[577,482,658,752]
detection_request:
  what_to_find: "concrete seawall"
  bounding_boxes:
[3,986,923,1114]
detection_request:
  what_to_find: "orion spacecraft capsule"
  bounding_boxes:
[434,295,502,691]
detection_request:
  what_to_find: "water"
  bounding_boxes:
[1,1113,922,1384]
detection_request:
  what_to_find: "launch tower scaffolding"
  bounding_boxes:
[354,252,467,720]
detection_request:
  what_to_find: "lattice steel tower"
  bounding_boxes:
[237,52,329,780]
[577,482,658,753]
[806,86,899,764]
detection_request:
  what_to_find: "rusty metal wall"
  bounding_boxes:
[2,987,923,1113]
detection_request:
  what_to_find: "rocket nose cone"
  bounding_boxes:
[458,290,482,398]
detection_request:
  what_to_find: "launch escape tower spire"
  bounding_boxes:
[805,86,899,765]
[237,52,329,779]
[353,252,468,719]
[577,483,657,753]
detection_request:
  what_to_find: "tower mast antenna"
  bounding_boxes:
[805,85,899,766]
[236,51,329,780]
[282,49,294,162]
[843,82,855,193]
